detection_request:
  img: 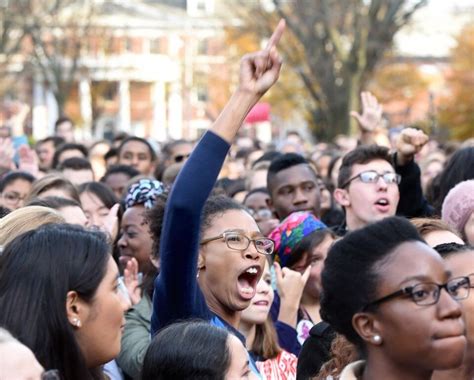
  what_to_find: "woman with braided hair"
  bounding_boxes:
[115,178,166,379]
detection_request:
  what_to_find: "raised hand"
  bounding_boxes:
[17,145,39,177]
[0,138,15,171]
[123,257,142,306]
[238,19,285,97]
[274,262,311,327]
[350,91,383,133]
[212,19,285,143]
[396,127,429,166]
[102,203,120,241]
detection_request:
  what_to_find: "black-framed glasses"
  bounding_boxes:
[468,273,474,288]
[363,276,471,310]
[200,231,275,255]
[341,170,401,188]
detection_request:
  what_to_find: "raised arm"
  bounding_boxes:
[151,21,285,334]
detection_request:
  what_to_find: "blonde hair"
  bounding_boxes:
[410,217,461,240]
[0,206,65,247]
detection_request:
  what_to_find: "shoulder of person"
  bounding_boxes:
[339,360,365,380]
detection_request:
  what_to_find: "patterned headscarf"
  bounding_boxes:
[124,179,165,209]
[269,211,326,268]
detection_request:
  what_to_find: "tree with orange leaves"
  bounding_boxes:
[438,23,474,141]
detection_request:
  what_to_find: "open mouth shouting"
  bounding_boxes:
[237,265,262,300]
[374,197,391,213]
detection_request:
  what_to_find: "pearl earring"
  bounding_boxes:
[373,335,382,344]
[72,318,81,328]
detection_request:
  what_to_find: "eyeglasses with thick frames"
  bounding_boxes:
[200,232,275,255]
[363,276,471,310]
[341,170,401,188]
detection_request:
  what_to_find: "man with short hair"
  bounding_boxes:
[266,153,321,220]
[54,116,75,143]
[333,128,432,234]
[35,136,65,171]
[59,157,94,186]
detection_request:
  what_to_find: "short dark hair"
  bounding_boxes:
[0,171,35,193]
[162,139,191,158]
[0,224,109,379]
[101,165,141,183]
[435,147,474,213]
[52,143,89,169]
[104,148,118,161]
[267,153,314,194]
[37,136,65,148]
[142,320,231,380]
[337,145,393,188]
[200,195,248,237]
[243,187,269,203]
[58,157,93,172]
[434,242,472,258]
[78,181,118,209]
[54,116,73,131]
[253,151,282,168]
[320,216,424,349]
[118,137,157,161]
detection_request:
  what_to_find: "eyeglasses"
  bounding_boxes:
[468,273,474,288]
[0,192,26,205]
[174,154,190,163]
[341,170,401,188]
[200,232,275,255]
[363,276,471,310]
[246,208,273,220]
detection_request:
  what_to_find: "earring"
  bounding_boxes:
[196,268,200,279]
[372,335,382,344]
[72,318,82,328]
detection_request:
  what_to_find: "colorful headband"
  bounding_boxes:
[269,211,326,268]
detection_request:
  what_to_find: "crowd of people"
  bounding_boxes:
[0,20,473,380]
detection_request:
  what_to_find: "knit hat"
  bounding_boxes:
[125,179,165,209]
[442,180,474,235]
[269,211,327,268]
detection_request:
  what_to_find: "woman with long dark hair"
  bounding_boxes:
[0,224,128,380]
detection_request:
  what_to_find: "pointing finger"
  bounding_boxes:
[265,19,286,51]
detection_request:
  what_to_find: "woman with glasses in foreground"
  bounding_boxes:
[150,21,285,378]
[319,216,470,380]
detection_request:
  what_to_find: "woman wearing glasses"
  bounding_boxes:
[150,21,285,378]
[433,243,474,380]
[319,216,470,380]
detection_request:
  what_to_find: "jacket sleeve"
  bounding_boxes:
[394,153,434,218]
[151,131,230,335]
[116,297,152,379]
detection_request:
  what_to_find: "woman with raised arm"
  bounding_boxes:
[150,21,286,378]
